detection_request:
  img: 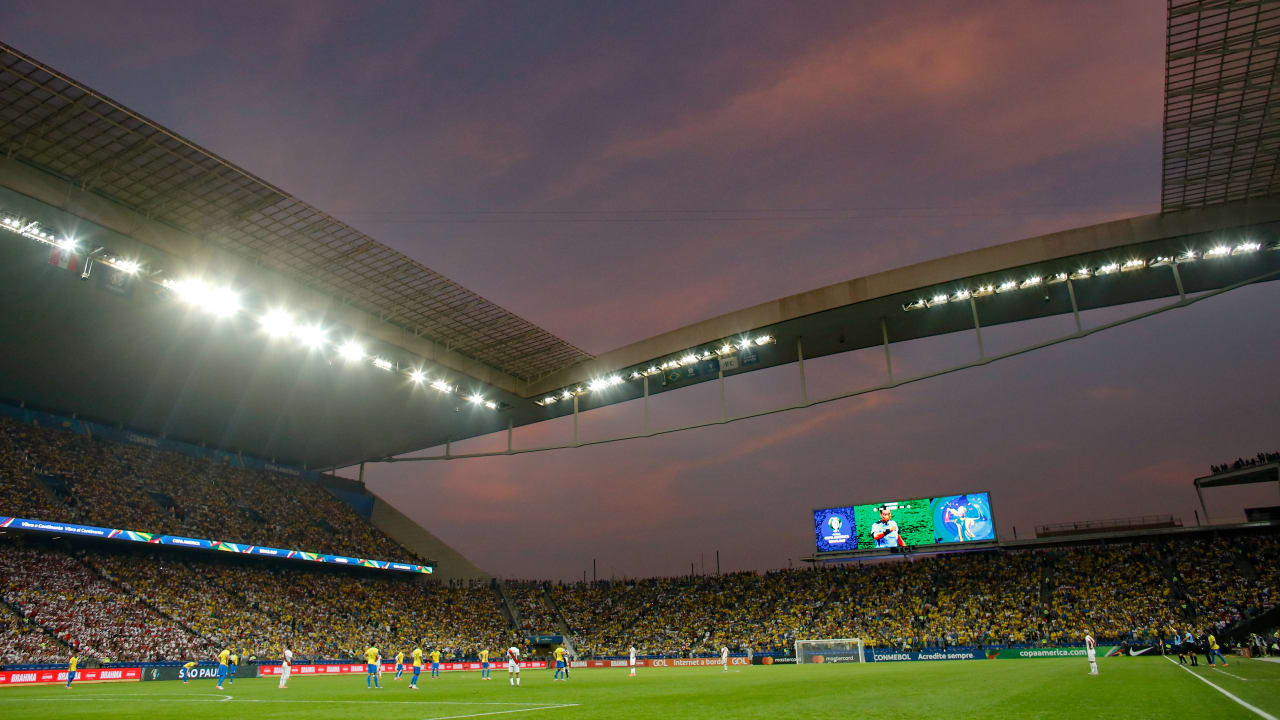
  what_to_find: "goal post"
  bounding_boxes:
[794,638,866,664]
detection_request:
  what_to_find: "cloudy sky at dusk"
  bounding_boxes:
[5,0,1278,580]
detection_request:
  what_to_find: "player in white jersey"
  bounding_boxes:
[629,646,637,677]
[278,647,293,689]
[1085,633,1098,676]
[507,646,521,687]
[721,646,729,672]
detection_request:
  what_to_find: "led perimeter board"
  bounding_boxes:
[813,492,995,553]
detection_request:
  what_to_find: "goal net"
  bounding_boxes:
[795,638,865,664]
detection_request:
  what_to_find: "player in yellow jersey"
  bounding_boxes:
[409,646,423,689]
[394,649,406,680]
[365,646,382,689]
[216,648,230,690]
[228,649,239,685]
[553,645,566,680]
[430,648,442,678]
[64,653,78,689]
[479,648,491,680]
[181,660,197,684]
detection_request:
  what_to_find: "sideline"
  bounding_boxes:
[1164,657,1276,720]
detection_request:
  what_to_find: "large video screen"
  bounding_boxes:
[813,492,994,553]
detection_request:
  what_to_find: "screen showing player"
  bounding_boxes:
[931,493,994,543]
[812,507,856,552]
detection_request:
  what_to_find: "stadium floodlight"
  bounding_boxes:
[467,393,485,405]
[1177,250,1199,262]
[1149,256,1173,267]
[1020,276,1042,288]
[1070,268,1092,280]
[1096,263,1120,275]
[972,285,994,298]
[338,341,365,362]
[57,237,78,253]
[294,323,327,348]
[431,379,453,393]
[1233,241,1261,254]
[630,372,643,380]
[718,343,735,354]
[540,395,558,405]
[484,400,497,409]
[1205,245,1230,257]
[1121,258,1145,271]
[560,389,573,400]
[608,375,622,385]
[754,335,774,345]
[951,289,971,301]
[259,309,295,338]
[995,281,1018,293]
[409,369,426,384]
[1046,272,1068,284]
[114,259,141,274]
[680,353,698,366]
[644,366,661,375]
[205,286,240,317]
[588,378,609,392]
[902,299,926,311]
[1,217,16,227]
[927,293,949,307]
[372,357,393,371]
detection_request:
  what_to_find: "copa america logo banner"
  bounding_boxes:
[813,507,857,552]
[0,516,432,574]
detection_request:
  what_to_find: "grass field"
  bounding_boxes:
[3,657,1279,720]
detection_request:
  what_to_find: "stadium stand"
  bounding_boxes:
[1210,451,1279,474]
[0,415,1276,666]
[0,415,416,561]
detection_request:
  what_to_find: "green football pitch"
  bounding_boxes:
[2,657,1278,720]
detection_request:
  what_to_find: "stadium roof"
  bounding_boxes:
[4,3,1280,467]
[0,41,591,383]
[1162,0,1280,211]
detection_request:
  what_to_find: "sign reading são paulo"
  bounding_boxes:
[0,516,431,574]
[813,492,995,553]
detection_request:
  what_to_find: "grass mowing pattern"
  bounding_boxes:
[2,658,1279,720]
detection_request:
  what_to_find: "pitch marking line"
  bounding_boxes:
[426,705,579,720]
[1165,657,1276,720]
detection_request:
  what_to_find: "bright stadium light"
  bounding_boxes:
[431,379,453,393]
[115,259,141,275]
[409,369,426,384]
[1096,263,1119,275]
[541,395,558,404]
[338,341,365,362]
[1121,259,1145,271]
[1177,250,1199,262]
[1070,268,1092,280]
[1205,246,1230,257]
[1234,241,1261,254]
[952,289,971,301]
[754,335,774,345]
[972,285,994,297]
[995,281,1018,293]
[1020,276,1042,288]
[205,286,240,317]
[259,309,295,338]
[928,293,949,306]
[589,378,609,392]
[57,237,78,253]
[467,393,485,405]
[372,357,393,371]
[294,323,327,348]
[717,343,735,355]
[560,389,572,400]
[484,400,497,410]
[680,353,698,366]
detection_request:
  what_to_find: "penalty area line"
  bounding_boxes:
[426,705,579,720]
[1164,657,1276,720]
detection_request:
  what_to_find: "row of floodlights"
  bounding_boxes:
[534,335,776,407]
[1,216,500,411]
[902,241,1273,311]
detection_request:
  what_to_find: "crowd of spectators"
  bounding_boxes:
[0,527,1275,665]
[1210,450,1279,474]
[0,416,414,561]
[0,544,211,662]
[505,581,564,635]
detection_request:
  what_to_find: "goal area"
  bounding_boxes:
[794,638,865,664]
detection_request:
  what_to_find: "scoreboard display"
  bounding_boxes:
[813,492,994,553]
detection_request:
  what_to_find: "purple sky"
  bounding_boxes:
[6,0,1279,580]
